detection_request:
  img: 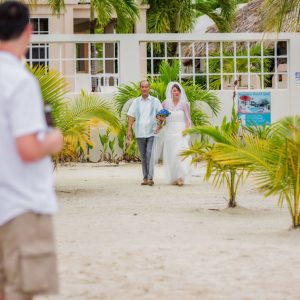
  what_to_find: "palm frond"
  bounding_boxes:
[114,82,141,115]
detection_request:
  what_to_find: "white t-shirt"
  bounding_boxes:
[0,51,57,226]
[127,95,162,138]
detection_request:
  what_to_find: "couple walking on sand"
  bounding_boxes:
[127,80,192,187]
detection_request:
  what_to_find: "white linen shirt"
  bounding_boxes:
[127,95,162,138]
[0,51,57,226]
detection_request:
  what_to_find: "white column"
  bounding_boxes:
[288,33,300,115]
[119,35,141,84]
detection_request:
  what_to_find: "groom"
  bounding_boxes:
[127,80,163,186]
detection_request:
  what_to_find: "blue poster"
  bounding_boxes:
[237,91,271,126]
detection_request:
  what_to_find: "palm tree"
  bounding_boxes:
[194,0,238,32]
[145,0,196,33]
[207,115,300,228]
[262,0,300,32]
[29,0,139,33]
[181,105,248,208]
[114,60,220,127]
[30,66,120,162]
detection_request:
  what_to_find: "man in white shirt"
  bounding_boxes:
[127,80,163,186]
[0,2,63,299]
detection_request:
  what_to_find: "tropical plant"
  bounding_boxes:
[262,0,300,32]
[209,115,300,228]
[181,105,248,208]
[114,60,221,127]
[144,0,244,34]
[108,137,117,162]
[29,66,120,163]
[29,0,139,33]
[194,0,238,32]
[144,0,196,33]
[99,127,111,161]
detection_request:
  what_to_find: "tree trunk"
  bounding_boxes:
[90,13,98,92]
[228,170,237,208]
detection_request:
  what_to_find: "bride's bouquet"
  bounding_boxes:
[156,109,171,118]
[155,109,170,133]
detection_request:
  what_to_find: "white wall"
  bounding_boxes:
[30,33,300,161]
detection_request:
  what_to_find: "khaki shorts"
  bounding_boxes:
[0,212,59,300]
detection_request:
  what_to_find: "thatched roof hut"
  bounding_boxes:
[207,0,264,34]
[184,0,297,58]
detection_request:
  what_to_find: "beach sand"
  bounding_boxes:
[38,163,300,300]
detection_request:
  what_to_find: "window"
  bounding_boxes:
[143,40,289,90]
[26,18,49,68]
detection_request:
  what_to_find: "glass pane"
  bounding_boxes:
[31,19,38,33]
[153,59,163,73]
[181,42,193,57]
[180,75,193,84]
[249,42,262,57]
[32,47,39,59]
[147,59,152,74]
[167,42,179,57]
[209,75,221,90]
[167,59,179,67]
[223,75,236,90]
[195,58,206,74]
[181,61,192,74]
[104,43,115,59]
[76,43,88,59]
[208,58,221,73]
[208,42,220,56]
[153,42,165,57]
[250,74,262,89]
[114,43,119,58]
[264,73,275,89]
[263,57,275,73]
[222,42,234,56]
[195,76,207,89]
[249,74,262,90]
[250,58,261,73]
[263,41,275,56]
[146,43,152,58]
[236,42,248,56]
[194,42,206,57]
[223,58,234,73]
[236,58,248,73]
[277,41,287,56]
[236,74,248,89]
[277,58,287,72]
[277,74,288,89]
[90,60,104,74]
[39,18,49,33]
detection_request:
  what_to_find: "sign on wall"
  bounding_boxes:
[237,91,271,126]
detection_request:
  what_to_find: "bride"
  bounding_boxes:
[160,81,192,186]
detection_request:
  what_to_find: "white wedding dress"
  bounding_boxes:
[163,109,192,184]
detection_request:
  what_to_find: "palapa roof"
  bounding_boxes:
[184,0,298,58]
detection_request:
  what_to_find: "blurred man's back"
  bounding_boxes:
[0,2,63,299]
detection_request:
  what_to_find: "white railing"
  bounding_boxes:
[28,33,300,122]
[28,33,297,93]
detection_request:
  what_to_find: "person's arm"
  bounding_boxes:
[16,129,64,162]
[126,99,137,142]
[127,116,135,142]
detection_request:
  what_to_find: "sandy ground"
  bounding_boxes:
[38,163,300,300]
